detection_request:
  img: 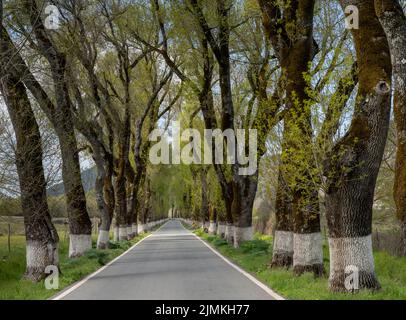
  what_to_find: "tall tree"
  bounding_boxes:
[188,0,269,246]
[0,26,59,280]
[259,0,323,275]
[375,0,406,254]
[324,0,392,291]
[11,0,93,257]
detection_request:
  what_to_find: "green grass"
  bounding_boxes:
[194,228,406,300]
[0,233,148,300]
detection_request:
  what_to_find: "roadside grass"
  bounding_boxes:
[194,228,406,300]
[0,232,148,300]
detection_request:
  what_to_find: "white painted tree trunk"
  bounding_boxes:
[132,223,138,237]
[272,230,293,267]
[69,234,92,258]
[26,241,59,281]
[329,235,379,291]
[113,226,119,241]
[233,226,253,248]
[217,223,226,237]
[208,221,217,235]
[118,226,128,241]
[293,232,323,275]
[97,230,110,249]
[225,224,234,243]
[138,224,146,233]
[127,225,133,240]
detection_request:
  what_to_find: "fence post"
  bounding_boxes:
[8,223,11,253]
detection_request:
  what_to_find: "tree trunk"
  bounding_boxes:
[139,179,152,232]
[0,22,92,258]
[325,0,392,292]
[271,171,293,268]
[282,0,323,277]
[374,0,406,256]
[129,174,142,238]
[233,174,257,247]
[115,111,131,241]
[126,181,134,240]
[208,205,217,235]
[259,0,322,274]
[104,156,115,240]
[201,169,209,229]
[94,154,111,249]
[115,158,128,241]
[0,72,59,281]
[21,0,92,257]
[73,119,112,249]
[54,116,92,257]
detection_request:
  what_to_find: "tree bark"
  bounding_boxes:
[324,0,392,292]
[201,169,209,228]
[0,66,59,281]
[92,147,111,249]
[208,204,217,235]
[259,0,322,274]
[233,173,258,247]
[115,109,131,241]
[18,1,93,257]
[271,171,294,268]
[374,0,406,256]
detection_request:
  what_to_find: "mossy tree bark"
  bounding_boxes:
[271,171,294,267]
[324,0,392,292]
[259,0,322,275]
[375,0,406,255]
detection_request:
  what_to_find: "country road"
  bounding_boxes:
[54,220,280,300]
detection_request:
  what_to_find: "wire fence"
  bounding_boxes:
[0,216,100,253]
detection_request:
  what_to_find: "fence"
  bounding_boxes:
[0,216,100,253]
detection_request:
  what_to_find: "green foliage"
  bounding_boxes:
[239,239,269,255]
[212,238,228,247]
[108,240,133,251]
[84,249,110,266]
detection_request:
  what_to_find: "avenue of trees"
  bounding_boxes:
[0,0,405,293]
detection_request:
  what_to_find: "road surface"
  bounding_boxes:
[55,220,278,300]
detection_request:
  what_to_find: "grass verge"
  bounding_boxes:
[193,227,406,300]
[0,232,148,300]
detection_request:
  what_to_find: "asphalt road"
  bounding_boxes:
[55,220,277,300]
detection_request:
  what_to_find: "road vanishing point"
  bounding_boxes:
[54,220,282,300]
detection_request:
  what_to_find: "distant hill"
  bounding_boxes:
[47,166,97,197]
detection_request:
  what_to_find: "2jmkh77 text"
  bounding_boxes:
[155,304,250,317]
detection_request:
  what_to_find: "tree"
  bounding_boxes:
[258,0,324,275]
[375,0,406,254]
[324,0,392,291]
[4,0,93,257]
[0,23,59,280]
